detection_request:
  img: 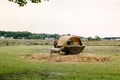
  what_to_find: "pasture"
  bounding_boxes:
[0,39,120,80]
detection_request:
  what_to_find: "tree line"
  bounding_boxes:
[1,31,119,41]
[0,31,60,39]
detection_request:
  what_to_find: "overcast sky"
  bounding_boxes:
[0,0,120,37]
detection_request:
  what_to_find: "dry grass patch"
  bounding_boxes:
[24,53,112,63]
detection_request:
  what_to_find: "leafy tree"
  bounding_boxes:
[87,37,94,41]
[8,0,49,6]
[52,34,60,39]
[95,36,101,41]
[0,31,5,36]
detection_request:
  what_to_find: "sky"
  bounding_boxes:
[0,0,120,37]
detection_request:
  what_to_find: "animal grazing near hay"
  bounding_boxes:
[50,48,61,57]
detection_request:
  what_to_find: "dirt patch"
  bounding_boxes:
[24,53,112,63]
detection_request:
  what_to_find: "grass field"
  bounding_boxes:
[0,39,120,46]
[0,45,120,80]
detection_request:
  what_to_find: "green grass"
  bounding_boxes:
[0,39,54,46]
[0,45,120,80]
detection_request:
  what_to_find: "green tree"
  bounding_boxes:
[87,37,94,41]
[95,36,101,41]
[8,0,49,7]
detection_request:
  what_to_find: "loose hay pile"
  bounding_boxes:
[24,53,112,63]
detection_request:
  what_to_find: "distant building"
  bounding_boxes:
[6,37,14,39]
[0,36,5,39]
[45,37,55,40]
[0,36,14,39]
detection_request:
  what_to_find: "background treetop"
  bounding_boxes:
[8,0,49,7]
